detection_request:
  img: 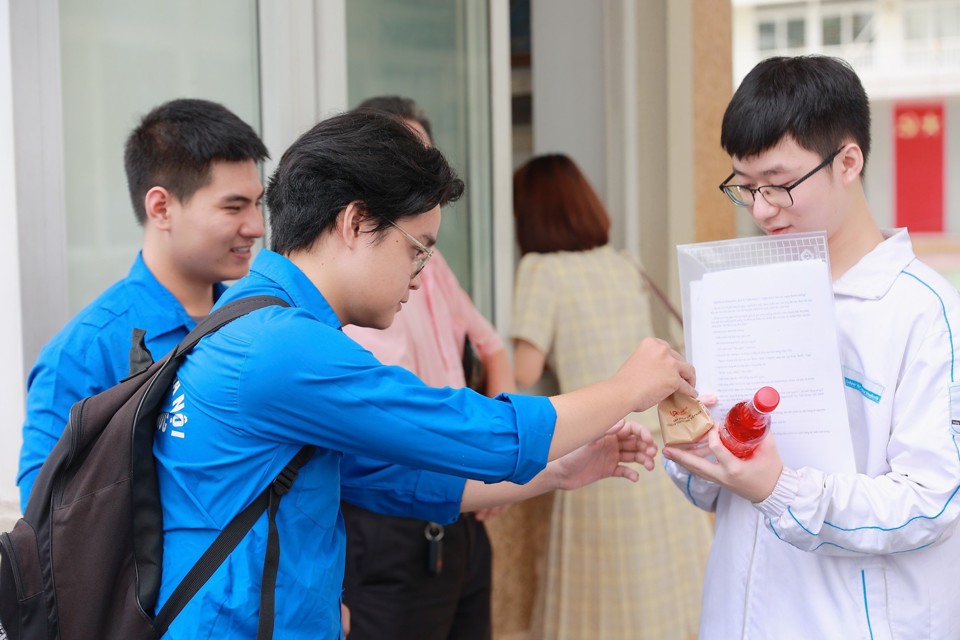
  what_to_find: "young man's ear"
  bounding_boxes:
[144,186,176,230]
[339,201,373,249]
[838,143,865,185]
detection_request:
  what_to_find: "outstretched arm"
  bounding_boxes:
[547,338,695,460]
[663,424,783,504]
[460,419,658,512]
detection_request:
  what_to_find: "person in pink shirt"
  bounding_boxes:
[346,248,513,393]
[340,96,513,640]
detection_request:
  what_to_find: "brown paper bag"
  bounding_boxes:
[658,391,714,448]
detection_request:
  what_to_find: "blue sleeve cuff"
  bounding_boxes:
[497,393,556,484]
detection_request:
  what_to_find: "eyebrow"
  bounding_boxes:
[219,191,263,205]
[732,164,795,181]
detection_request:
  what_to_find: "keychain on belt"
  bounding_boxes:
[425,522,444,574]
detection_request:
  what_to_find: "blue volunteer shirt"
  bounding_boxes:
[154,249,556,640]
[16,253,226,511]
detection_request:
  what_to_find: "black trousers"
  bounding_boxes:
[341,501,492,640]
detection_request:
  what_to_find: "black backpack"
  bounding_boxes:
[0,295,315,640]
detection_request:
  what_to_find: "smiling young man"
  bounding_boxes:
[151,110,695,639]
[663,55,960,639]
[16,98,268,509]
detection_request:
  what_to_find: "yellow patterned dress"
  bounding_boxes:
[511,246,712,640]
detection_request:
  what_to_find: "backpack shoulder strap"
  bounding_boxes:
[152,445,316,637]
[150,294,306,639]
[133,294,290,625]
[255,445,317,639]
[175,295,290,357]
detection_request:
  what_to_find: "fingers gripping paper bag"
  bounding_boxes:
[658,391,713,448]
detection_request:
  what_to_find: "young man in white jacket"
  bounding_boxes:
[663,55,960,640]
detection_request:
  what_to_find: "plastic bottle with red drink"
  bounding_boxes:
[719,386,780,459]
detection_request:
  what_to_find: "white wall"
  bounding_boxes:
[530,0,607,197]
[1,0,27,526]
[258,0,348,191]
[10,0,68,383]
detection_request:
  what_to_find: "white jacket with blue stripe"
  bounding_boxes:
[666,228,960,640]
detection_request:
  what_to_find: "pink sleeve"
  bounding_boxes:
[431,253,504,358]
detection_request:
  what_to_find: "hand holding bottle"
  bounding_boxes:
[662,418,784,504]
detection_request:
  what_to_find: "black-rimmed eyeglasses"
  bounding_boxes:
[719,147,844,208]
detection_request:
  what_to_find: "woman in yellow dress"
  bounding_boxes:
[511,154,712,640]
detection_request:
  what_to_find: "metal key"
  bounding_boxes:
[425,522,444,575]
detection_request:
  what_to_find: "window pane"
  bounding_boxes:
[786,19,805,49]
[903,8,930,40]
[938,6,960,38]
[59,0,261,313]
[852,13,874,43]
[758,22,777,50]
[822,16,842,46]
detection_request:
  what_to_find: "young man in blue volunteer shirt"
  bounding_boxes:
[663,55,960,639]
[16,98,268,511]
[152,109,696,639]
[341,96,515,640]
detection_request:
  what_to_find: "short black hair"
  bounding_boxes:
[355,95,433,143]
[266,110,464,256]
[721,55,871,168]
[124,98,268,225]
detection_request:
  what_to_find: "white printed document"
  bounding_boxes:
[678,233,855,472]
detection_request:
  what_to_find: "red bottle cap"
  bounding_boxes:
[753,386,780,413]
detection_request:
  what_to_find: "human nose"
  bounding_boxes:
[409,269,424,291]
[241,207,265,239]
[749,191,781,223]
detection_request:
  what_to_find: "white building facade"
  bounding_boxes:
[732,0,960,268]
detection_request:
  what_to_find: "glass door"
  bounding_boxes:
[58,0,262,312]
[345,0,495,317]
